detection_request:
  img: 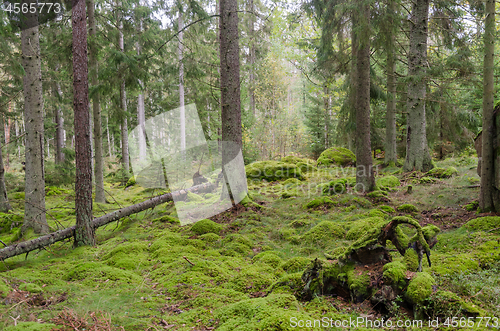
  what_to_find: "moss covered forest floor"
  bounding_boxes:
[0,155,499,330]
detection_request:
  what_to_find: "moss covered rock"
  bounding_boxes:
[379,205,395,213]
[406,272,435,304]
[125,176,136,187]
[426,166,458,178]
[346,217,385,240]
[252,252,283,268]
[382,261,407,289]
[152,214,180,224]
[245,161,304,181]
[376,175,400,190]
[397,203,418,213]
[303,196,336,209]
[317,147,356,167]
[302,221,346,246]
[280,257,312,274]
[465,216,500,232]
[191,219,222,235]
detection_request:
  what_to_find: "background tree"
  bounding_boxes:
[73,0,94,246]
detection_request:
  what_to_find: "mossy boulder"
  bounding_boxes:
[426,166,458,178]
[125,176,136,187]
[347,268,371,299]
[397,203,418,213]
[465,216,500,232]
[406,272,435,304]
[322,178,350,195]
[317,147,356,167]
[280,257,312,274]
[367,190,388,198]
[245,161,304,181]
[152,214,180,224]
[191,219,222,235]
[382,261,407,289]
[376,175,400,190]
[252,251,283,268]
[346,217,385,240]
[379,205,395,213]
[296,162,316,172]
[303,196,336,209]
[302,221,346,246]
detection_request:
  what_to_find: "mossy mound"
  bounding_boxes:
[345,217,385,240]
[426,166,458,178]
[303,196,336,209]
[464,201,479,211]
[245,161,304,182]
[382,261,407,289]
[45,186,72,196]
[406,272,435,304]
[200,233,221,243]
[0,213,22,233]
[367,190,388,198]
[404,249,419,271]
[379,205,395,213]
[421,290,482,318]
[397,203,418,213]
[280,257,312,273]
[296,162,316,172]
[125,176,136,187]
[19,283,43,294]
[152,214,180,224]
[301,221,346,246]
[465,216,500,232]
[191,219,223,235]
[376,175,400,190]
[282,178,301,187]
[321,178,354,195]
[252,252,283,268]
[316,147,356,167]
[64,262,141,285]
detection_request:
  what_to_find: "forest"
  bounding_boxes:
[0,0,500,329]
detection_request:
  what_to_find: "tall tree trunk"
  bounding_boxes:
[348,15,357,153]
[384,0,397,165]
[0,116,11,212]
[136,18,147,160]
[87,0,105,203]
[53,77,65,164]
[179,11,186,153]
[5,102,11,168]
[118,4,129,175]
[220,0,242,199]
[21,6,49,234]
[404,0,433,172]
[73,0,95,246]
[354,1,376,192]
[479,0,498,212]
[248,0,256,117]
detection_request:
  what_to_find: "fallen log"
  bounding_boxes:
[0,182,215,261]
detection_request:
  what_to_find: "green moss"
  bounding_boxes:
[269,272,303,294]
[296,162,316,172]
[200,232,220,243]
[379,205,395,213]
[282,178,301,186]
[322,178,348,195]
[406,272,435,304]
[464,201,479,211]
[289,219,312,228]
[317,147,356,167]
[414,176,438,184]
[245,161,304,181]
[152,214,180,224]
[0,278,11,297]
[19,282,43,293]
[64,262,141,285]
[426,166,458,178]
[13,192,25,199]
[404,247,419,272]
[422,225,440,240]
[376,175,400,190]
[368,209,386,218]
[397,203,418,213]
[351,197,372,208]
[191,219,222,235]
[125,176,136,187]
[465,216,500,232]
[423,290,483,318]
[187,191,205,203]
[303,196,335,209]
[0,213,22,233]
[5,322,58,331]
[367,190,388,198]
[302,221,346,246]
[345,217,385,240]
[382,261,407,288]
[252,252,283,268]
[280,257,312,274]
[280,155,306,164]
[347,268,371,297]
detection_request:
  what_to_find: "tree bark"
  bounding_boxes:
[220,0,242,163]
[118,3,130,175]
[479,0,498,212]
[354,1,376,192]
[53,79,65,164]
[179,11,186,153]
[0,116,11,212]
[73,0,95,246]
[21,3,49,234]
[0,182,215,261]
[248,0,256,117]
[87,0,105,204]
[384,0,397,165]
[403,0,433,172]
[136,17,147,160]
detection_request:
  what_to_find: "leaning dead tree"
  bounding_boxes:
[0,182,215,261]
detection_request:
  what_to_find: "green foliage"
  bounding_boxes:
[316,147,356,167]
[191,219,222,235]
